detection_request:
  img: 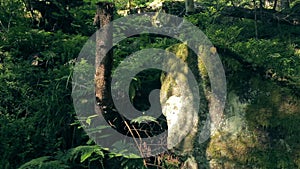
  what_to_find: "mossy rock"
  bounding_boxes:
[160,43,200,153]
[161,43,188,104]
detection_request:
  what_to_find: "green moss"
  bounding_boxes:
[197,45,209,80]
[207,130,264,168]
[161,43,200,155]
[161,43,191,103]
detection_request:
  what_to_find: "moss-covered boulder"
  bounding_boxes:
[160,43,199,153]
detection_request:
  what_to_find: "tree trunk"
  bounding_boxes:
[273,0,278,10]
[253,0,259,38]
[94,2,114,108]
[185,0,195,14]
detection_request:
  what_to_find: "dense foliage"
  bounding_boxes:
[0,0,299,168]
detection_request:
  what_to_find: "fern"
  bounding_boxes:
[18,146,107,169]
[18,156,69,169]
[63,145,105,163]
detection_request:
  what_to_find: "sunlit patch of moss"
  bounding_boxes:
[197,45,208,80]
[278,95,300,115]
[161,43,191,102]
[166,43,189,62]
[160,75,180,103]
[206,129,264,168]
[198,58,208,80]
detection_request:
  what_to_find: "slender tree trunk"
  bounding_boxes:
[273,0,278,10]
[253,0,258,39]
[94,2,114,108]
[185,0,195,14]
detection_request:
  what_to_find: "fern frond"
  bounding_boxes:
[18,156,69,169]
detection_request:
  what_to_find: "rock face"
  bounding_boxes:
[160,43,200,154]
[162,95,199,151]
[159,42,225,168]
[162,95,183,149]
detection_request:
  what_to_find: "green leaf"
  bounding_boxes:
[131,115,157,124]
[80,151,93,163]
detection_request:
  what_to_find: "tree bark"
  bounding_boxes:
[273,0,278,10]
[93,2,167,144]
[94,2,114,108]
[185,0,195,14]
